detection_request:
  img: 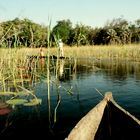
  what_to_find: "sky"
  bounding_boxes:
[0,0,140,28]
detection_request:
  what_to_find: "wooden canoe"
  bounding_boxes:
[65,92,140,140]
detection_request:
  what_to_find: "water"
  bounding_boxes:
[0,59,140,139]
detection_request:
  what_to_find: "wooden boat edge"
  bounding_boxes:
[65,92,140,140]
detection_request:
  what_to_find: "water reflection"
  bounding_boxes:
[58,59,65,80]
[95,59,140,82]
[0,58,140,139]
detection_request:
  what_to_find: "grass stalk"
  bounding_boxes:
[47,19,52,127]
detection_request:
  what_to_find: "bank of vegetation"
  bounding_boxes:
[0,17,140,112]
[0,17,140,48]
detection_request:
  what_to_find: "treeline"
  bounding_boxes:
[0,17,140,48]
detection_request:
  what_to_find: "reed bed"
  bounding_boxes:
[0,44,140,124]
[0,44,140,93]
[62,44,140,61]
[28,44,140,61]
[1,44,140,61]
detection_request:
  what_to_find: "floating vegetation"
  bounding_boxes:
[0,107,12,115]
[24,98,42,106]
[5,98,42,106]
[0,90,33,96]
[6,99,28,105]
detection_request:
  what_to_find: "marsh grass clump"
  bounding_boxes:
[59,44,140,61]
[0,48,43,93]
[1,44,140,94]
[0,44,140,85]
[0,43,140,125]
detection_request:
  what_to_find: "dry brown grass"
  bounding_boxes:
[0,44,140,61]
[54,44,140,61]
[0,44,140,92]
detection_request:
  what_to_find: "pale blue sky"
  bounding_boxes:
[0,0,139,27]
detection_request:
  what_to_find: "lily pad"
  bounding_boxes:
[0,108,12,115]
[6,99,28,105]
[24,98,42,106]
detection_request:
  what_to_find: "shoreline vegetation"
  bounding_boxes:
[0,44,140,95]
[0,44,140,60]
[0,44,140,124]
[0,18,140,48]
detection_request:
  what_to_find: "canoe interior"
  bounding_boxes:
[94,101,140,140]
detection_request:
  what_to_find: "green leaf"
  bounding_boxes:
[24,98,42,106]
[6,99,28,105]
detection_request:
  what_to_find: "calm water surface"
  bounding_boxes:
[0,59,140,139]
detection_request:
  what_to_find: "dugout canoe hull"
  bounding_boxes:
[65,92,140,140]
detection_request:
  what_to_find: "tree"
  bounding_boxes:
[107,29,120,45]
[105,17,131,44]
[52,19,72,44]
[132,19,140,43]
[94,28,108,45]
[0,18,48,48]
[72,24,90,47]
